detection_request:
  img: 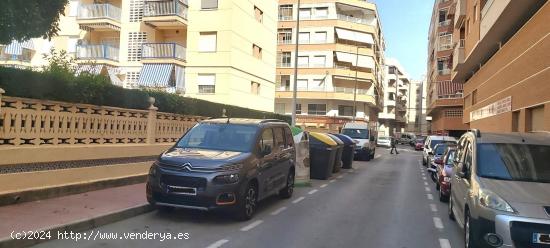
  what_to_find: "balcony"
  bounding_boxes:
[438,68,451,75]
[0,45,33,66]
[275,87,376,104]
[454,0,466,28]
[438,19,451,27]
[452,39,465,71]
[76,44,119,65]
[77,4,121,31]
[143,0,188,29]
[336,14,374,26]
[141,43,186,66]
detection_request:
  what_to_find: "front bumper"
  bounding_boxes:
[495,214,550,248]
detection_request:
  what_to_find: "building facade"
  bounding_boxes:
[453,0,549,132]
[426,0,469,137]
[378,58,409,137]
[273,0,386,132]
[0,0,278,112]
[406,80,421,134]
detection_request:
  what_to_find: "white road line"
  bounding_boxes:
[422,177,427,180]
[329,179,336,183]
[430,203,438,212]
[427,193,434,200]
[240,220,263,232]
[337,175,344,179]
[425,187,431,192]
[270,206,287,216]
[439,238,452,248]
[308,189,318,195]
[375,154,381,159]
[206,239,229,248]
[292,196,305,204]
[424,182,429,186]
[433,217,444,229]
[320,184,328,188]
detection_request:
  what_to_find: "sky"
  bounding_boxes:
[375,0,434,80]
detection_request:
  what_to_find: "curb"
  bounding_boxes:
[0,203,154,248]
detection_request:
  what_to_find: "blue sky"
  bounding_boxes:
[375,0,434,80]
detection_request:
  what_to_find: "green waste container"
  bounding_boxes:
[308,132,337,180]
[332,134,355,169]
[326,134,344,173]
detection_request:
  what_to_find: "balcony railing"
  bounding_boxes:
[0,46,33,62]
[77,4,121,22]
[438,68,451,75]
[142,43,186,61]
[277,86,370,95]
[144,0,188,20]
[337,14,373,26]
[438,19,451,27]
[76,44,119,61]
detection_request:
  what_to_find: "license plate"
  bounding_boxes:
[533,233,550,244]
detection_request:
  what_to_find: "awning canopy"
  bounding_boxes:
[335,28,374,45]
[75,64,104,75]
[335,52,375,69]
[437,81,463,96]
[3,40,34,55]
[138,64,174,87]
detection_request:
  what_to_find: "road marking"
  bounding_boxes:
[308,189,318,195]
[270,206,287,216]
[375,154,381,159]
[337,175,344,179]
[427,194,434,200]
[430,203,438,212]
[240,220,263,232]
[424,182,428,186]
[206,239,229,248]
[439,239,451,248]
[329,179,336,183]
[433,217,444,229]
[292,196,305,204]
[422,177,427,180]
[320,184,328,188]
[425,187,431,192]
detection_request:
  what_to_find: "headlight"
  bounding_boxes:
[478,188,515,213]
[213,173,240,184]
[217,163,244,172]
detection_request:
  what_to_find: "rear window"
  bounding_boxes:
[477,143,550,183]
[341,129,369,139]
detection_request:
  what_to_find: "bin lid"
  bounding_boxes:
[332,134,355,145]
[309,132,337,146]
[325,133,344,146]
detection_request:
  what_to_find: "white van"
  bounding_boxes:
[341,122,376,161]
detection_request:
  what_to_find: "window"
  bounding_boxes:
[251,81,261,95]
[338,105,354,116]
[528,105,545,131]
[473,4,478,22]
[198,74,216,93]
[199,32,217,52]
[274,128,285,150]
[297,56,309,67]
[260,129,274,154]
[127,32,147,61]
[472,89,477,105]
[298,32,310,44]
[315,7,328,18]
[68,0,79,16]
[445,110,463,117]
[278,5,293,21]
[512,111,520,132]
[278,28,293,44]
[254,6,263,23]
[252,44,262,59]
[277,52,292,67]
[463,143,472,177]
[284,128,294,148]
[308,104,326,115]
[276,75,291,90]
[201,0,218,10]
[313,31,327,43]
[296,104,302,114]
[312,55,326,67]
[299,8,311,19]
[275,103,285,114]
[129,0,144,22]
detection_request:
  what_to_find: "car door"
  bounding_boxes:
[257,128,277,196]
[452,138,473,224]
[272,127,290,190]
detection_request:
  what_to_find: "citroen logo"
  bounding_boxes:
[181,162,192,171]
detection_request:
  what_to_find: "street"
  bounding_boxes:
[36,146,465,248]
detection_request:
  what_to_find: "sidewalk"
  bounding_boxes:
[0,183,152,248]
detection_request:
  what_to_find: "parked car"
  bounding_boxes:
[422,135,457,167]
[449,130,550,248]
[415,137,426,151]
[341,122,376,161]
[377,136,391,148]
[428,143,457,183]
[436,146,457,202]
[146,119,296,221]
[399,133,416,145]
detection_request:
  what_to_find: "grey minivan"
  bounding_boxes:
[449,130,550,248]
[146,119,296,220]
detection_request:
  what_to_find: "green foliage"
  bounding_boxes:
[0,52,290,122]
[0,0,68,44]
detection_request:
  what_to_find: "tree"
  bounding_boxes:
[0,0,68,44]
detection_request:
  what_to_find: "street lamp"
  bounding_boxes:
[291,0,301,127]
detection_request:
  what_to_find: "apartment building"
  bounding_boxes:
[406,80,422,134]
[378,58,408,137]
[426,0,469,137]
[453,0,549,132]
[418,77,431,135]
[0,0,278,112]
[273,0,386,132]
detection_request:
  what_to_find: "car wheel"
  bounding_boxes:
[448,196,455,221]
[279,170,294,199]
[464,211,475,248]
[364,152,371,161]
[370,149,375,159]
[236,182,257,221]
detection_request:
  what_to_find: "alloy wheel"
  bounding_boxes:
[245,187,256,217]
[465,214,470,248]
[287,173,294,196]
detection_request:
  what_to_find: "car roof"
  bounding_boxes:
[428,135,456,141]
[470,132,550,145]
[201,118,288,126]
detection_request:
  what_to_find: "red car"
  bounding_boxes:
[414,138,425,151]
[436,147,457,202]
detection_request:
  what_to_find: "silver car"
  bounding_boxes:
[449,130,550,248]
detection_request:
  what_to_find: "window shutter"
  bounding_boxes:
[201,0,218,10]
[199,32,217,52]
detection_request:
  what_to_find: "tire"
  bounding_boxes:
[370,149,375,160]
[279,170,295,199]
[422,157,427,166]
[438,186,448,202]
[235,182,258,221]
[448,195,455,221]
[464,211,475,248]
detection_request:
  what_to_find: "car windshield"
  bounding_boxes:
[379,137,389,140]
[477,143,550,183]
[445,150,456,165]
[434,145,447,155]
[176,123,258,152]
[342,129,369,139]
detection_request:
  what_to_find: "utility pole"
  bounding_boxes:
[291,0,301,126]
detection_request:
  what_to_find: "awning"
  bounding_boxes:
[75,64,104,75]
[138,64,174,87]
[3,40,34,55]
[174,65,185,91]
[335,28,374,44]
[335,52,375,69]
[437,81,463,96]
